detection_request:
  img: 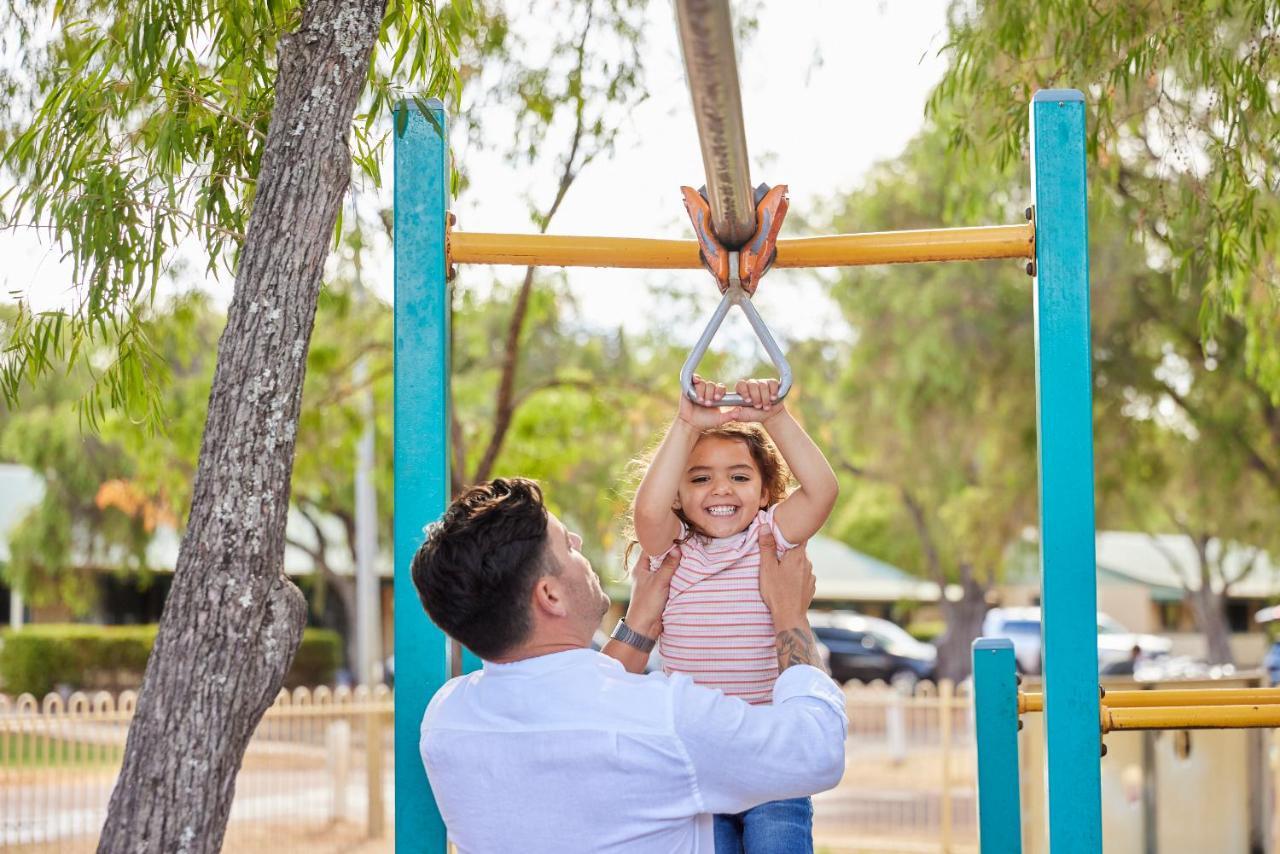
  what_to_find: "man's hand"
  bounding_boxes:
[602,547,679,675]
[758,530,823,672]
[624,547,679,639]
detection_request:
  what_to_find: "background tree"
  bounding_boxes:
[926,0,1280,666]
[0,0,472,848]
[446,0,650,497]
[793,128,1039,681]
[931,0,1280,396]
[1091,196,1279,664]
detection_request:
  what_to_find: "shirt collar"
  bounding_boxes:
[481,647,614,676]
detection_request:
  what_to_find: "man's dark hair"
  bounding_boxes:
[411,477,556,660]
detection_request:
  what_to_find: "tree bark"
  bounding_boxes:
[933,563,989,682]
[97,1,385,850]
[1187,584,1235,666]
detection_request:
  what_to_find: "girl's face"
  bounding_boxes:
[676,436,769,538]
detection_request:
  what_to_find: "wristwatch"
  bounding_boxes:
[610,619,656,653]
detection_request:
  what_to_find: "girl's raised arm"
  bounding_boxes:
[633,377,741,555]
[733,379,839,544]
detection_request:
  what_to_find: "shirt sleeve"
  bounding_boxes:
[761,505,796,554]
[647,521,690,571]
[670,664,847,815]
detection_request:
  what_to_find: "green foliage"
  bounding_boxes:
[0,624,340,696]
[794,128,1039,587]
[286,628,344,688]
[0,0,476,428]
[0,624,156,696]
[0,319,154,611]
[906,620,946,644]
[930,0,1280,397]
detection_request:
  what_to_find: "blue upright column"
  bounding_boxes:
[1029,89,1102,852]
[393,98,452,853]
[972,639,1023,854]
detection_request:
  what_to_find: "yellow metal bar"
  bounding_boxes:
[447,223,1035,270]
[1102,704,1280,732]
[776,225,1034,267]
[1019,687,1280,715]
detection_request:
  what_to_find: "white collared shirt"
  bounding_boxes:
[420,648,847,853]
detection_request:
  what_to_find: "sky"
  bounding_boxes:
[2,0,954,357]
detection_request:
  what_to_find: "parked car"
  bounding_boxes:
[1265,642,1280,686]
[1257,605,1280,686]
[982,607,1172,675]
[807,611,936,687]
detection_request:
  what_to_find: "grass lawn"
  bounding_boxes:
[0,732,123,768]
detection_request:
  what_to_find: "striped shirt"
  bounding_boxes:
[652,507,794,705]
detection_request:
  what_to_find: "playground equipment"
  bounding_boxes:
[390,3,1274,852]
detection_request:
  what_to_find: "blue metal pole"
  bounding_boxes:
[393,98,451,853]
[1029,88,1102,853]
[973,639,1024,854]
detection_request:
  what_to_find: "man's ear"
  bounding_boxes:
[531,575,568,619]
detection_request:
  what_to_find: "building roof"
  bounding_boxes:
[1095,531,1280,598]
[805,534,939,602]
[0,463,392,578]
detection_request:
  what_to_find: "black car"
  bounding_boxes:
[808,611,937,686]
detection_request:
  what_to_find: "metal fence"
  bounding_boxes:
[1,685,393,853]
[815,680,979,854]
[3,680,1274,853]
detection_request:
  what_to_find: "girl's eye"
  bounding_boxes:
[732,474,751,482]
[691,475,710,484]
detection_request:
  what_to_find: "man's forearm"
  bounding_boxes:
[601,639,651,675]
[775,625,823,672]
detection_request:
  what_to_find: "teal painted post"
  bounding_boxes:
[973,639,1023,854]
[394,98,451,853]
[1030,88,1102,853]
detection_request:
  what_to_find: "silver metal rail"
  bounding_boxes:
[674,0,756,248]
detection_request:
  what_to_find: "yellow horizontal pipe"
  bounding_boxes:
[447,223,1035,270]
[1019,687,1280,715]
[1102,704,1280,732]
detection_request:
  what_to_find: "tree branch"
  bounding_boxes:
[470,2,597,485]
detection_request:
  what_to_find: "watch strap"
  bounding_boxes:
[610,619,656,654]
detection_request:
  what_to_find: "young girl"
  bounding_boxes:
[630,374,839,853]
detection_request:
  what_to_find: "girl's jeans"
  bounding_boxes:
[713,796,814,853]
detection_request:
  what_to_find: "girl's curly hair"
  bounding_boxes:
[622,422,792,568]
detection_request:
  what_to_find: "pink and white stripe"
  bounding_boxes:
[656,507,794,705]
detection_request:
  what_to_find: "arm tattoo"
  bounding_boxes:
[775,626,823,672]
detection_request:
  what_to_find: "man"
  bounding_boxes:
[412,477,846,853]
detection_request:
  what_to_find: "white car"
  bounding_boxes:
[981,607,1172,674]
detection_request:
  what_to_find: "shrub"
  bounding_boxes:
[0,624,341,696]
[906,620,946,644]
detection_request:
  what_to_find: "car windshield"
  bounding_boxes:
[1097,615,1128,635]
[1002,620,1040,633]
[864,621,916,649]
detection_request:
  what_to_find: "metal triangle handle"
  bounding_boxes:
[680,253,792,407]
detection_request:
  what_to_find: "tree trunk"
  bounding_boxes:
[1187,585,1236,666]
[97,2,385,850]
[934,565,989,683]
